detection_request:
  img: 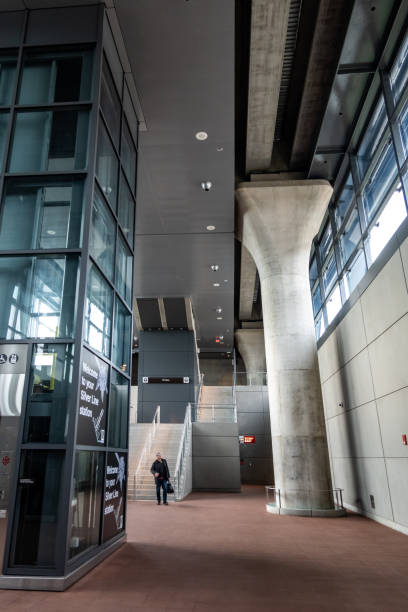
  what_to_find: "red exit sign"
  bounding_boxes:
[243,435,256,444]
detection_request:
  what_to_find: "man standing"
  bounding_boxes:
[151,451,170,505]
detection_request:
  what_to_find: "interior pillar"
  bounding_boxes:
[235,328,266,385]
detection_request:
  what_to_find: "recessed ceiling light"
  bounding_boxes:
[215,307,223,314]
[224,279,228,283]
[216,146,224,152]
[213,283,220,287]
[206,225,216,231]
[217,317,223,320]
[47,230,56,235]
[195,131,208,141]
[210,264,219,272]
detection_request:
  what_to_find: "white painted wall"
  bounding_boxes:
[317,241,408,535]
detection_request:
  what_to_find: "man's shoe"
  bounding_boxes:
[157,501,161,505]
[164,502,168,505]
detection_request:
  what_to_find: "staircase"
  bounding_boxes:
[196,386,237,423]
[128,423,184,500]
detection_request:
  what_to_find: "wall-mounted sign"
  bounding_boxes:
[0,344,28,417]
[77,348,108,446]
[103,451,127,542]
[142,376,189,384]
[239,435,256,444]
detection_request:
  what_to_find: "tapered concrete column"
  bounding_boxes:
[235,329,266,385]
[236,180,335,514]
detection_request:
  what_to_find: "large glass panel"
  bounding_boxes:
[84,264,113,358]
[0,111,9,168]
[108,370,129,448]
[339,208,361,265]
[0,255,78,340]
[365,183,407,266]
[0,54,17,106]
[326,284,342,324]
[312,284,322,317]
[9,110,89,172]
[322,252,337,294]
[19,50,93,105]
[319,222,332,262]
[116,234,132,304]
[362,139,398,223]
[0,178,83,250]
[309,256,318,289]
[357,95,387,179]
[390,33,408,104]
[398,98,408,158]
[335,172,354,228]
[344,248,367,299]
[103,451,127,542]
[24,344,74,444]
[112,299,131,373]
[69,451,103,559]
[96,120,118,211]
[118,172,135,248]
[314,311,326,341]
[10,450,64,567]
[100,56,121,147]
[90,187,116,281]
[121,118,136,193]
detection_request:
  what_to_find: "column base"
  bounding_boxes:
[266,504,347,517]
[0,534,126,591]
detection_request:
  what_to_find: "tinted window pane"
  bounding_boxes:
[0,179,83,250]
[314,312,325,340]
[0,54,17,105]
[10,450,64,567]
[108,370,129,448]
[90,187,116,281]
[312,284,322,316]
[309,257,318,289]
[100,57,121,147]
[362,139,398,222]
[9,110,89,172]
[96,120,118,210]
[0,111,9,168]
[85,264,113,358]
[112,299,131,373]
[340,207,361,265]
[398,98,408,159]
[357,96,387,178]
[322,253,337,294]
[118,173,135,248]
[335,172,354,228]
[0,255,78,340]
[116,234,132,304]
[19,50,92,104]
[344,248,366,298]
[121,119,136,192]
[390,34,408,104]
[319,223,332,262]
[24,344,74,444]
[69,451,103,559]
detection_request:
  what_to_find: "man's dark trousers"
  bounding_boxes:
[156,479,168,503]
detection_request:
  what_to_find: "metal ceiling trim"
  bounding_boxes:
[184,297,194,332]
[133,299,143,331]
[157,298,168,331]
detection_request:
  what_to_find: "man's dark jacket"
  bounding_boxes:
[150,459,170,482]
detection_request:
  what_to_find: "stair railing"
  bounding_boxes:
[134,405,160,492]
[173,403,192,500]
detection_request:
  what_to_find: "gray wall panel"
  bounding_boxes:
[26,6,99,45]
[0,11,24,47]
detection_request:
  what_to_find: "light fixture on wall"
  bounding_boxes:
[210,264,219,271]
[201,181,212,192]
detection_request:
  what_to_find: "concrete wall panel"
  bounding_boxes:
[386,458,408,527]
[337,301,367,365]
[368,313,408,398]
[377,387,408,458]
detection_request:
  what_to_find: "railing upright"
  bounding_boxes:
[173,403,191,500]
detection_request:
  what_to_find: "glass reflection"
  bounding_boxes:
[121,118,136,192]
[24,344,74,444]
[84,265,113,358]
[100,57,121,147]
[90,187,115,281]
[69,451,103,558]
[0,179,83,250]
[362,140,398,222]
[0,54,17,105]
[96,120,118,211]
[340,208,361,265]
[0,255,78,340]
[118,173,135,248]
[112,299,131,373]
[116,235,132,305]
[109,370,129,449]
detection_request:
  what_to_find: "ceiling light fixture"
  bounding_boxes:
[47,230,56,235]
[195,131,208,141]
[215,307,223,314]
[216,146,224,152]
[201,181,212,192]
[213,283,220,287]
[206,225,216,231]
[217,317,223,320]
[210,264,219,272]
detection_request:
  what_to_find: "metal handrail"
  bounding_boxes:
[189,403,237,423]
[134,405,160,486]
[265,486,345,511]
[173,403,192,500]
[235,371,268,385]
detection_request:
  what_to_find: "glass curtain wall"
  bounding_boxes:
[310,33,408,339]
[0,8,137,577]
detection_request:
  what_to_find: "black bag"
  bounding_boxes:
[167,481,174,494]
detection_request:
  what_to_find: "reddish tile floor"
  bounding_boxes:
[1,486,408,611]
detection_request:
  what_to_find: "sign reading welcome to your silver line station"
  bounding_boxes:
[77,348,108,446]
